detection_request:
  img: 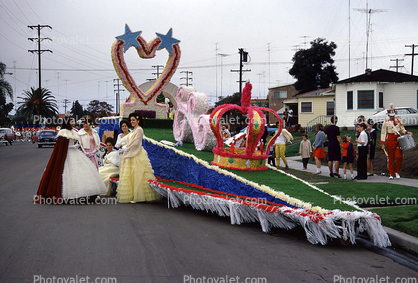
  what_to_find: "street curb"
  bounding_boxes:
[383,226,418,254]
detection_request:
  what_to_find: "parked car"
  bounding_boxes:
[368,107,418,129]
[0,128,14,145]
[37,130,57,148]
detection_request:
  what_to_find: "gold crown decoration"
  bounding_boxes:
[210,82,284,171]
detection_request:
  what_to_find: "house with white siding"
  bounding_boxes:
[334,69,418,128]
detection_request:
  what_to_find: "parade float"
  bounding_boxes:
[108,24,390,247]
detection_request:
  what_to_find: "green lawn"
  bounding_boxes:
[370,206,418,238]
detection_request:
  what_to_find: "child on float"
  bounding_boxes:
[342,134,356,180]
[299,134,311,170]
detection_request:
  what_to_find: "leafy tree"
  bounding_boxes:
[86,100,114,119]
[17,87,58,120]
[0,62,13,101]
[214,92,241,108]
[289,38,338,94]
[0,95,13,127]
[70,100,84,120]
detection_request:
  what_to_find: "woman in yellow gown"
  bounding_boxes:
[116,112,161,203]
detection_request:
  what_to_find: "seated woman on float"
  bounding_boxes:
[99,137,120,196]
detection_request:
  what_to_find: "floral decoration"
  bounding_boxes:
[111,25,181,116]
[172,86,216,151]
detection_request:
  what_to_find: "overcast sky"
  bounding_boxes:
[1,0,418,114]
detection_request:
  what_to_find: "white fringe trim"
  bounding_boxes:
[149,182,391,247]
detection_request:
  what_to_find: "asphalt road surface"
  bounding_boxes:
[1,142,417,283]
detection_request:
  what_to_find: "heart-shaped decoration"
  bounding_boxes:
[111,25,181,109]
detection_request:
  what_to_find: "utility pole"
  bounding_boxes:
[104,80,109,102]
[390,59,404,73]
[28,24,52,118]
[147,65,164,81]
[256,72,265,99]
[217,53,228,102]
[405,44,418,75]
[231,48,251,95]
[180,71,193,86]
[113,78,125,115]
[13,61,16,110]
[63,99,70,114]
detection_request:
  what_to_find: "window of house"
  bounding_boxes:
[273,91,287,98]
[300,101,312,113]
[358,90,374,109]
[379,92,383,108]
[347,91,353,110]
[326,101,334,116]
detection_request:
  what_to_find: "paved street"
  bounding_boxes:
[1,142,417,283]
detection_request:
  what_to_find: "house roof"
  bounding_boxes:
[337,69,418,84]
[268,83,295,89]
[295,87,333,98]
[282,98,298,104]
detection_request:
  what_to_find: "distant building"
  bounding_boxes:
[283,87,334,131]
[334,69,418,127]
[267,83,298,125]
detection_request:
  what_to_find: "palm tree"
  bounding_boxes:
[17,87,59,119]
[0,62,13,100]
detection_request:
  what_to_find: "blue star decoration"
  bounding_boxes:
[156,28,180,55]
[116,24,142,52]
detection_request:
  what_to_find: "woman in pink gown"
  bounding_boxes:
[77,115,101,170]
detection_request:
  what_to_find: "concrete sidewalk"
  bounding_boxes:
[276,155,418,253]
[281,155,418,188]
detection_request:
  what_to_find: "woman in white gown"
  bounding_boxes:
[99,137,119,196]
[115,119,131,150]
[36,117,107,203]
